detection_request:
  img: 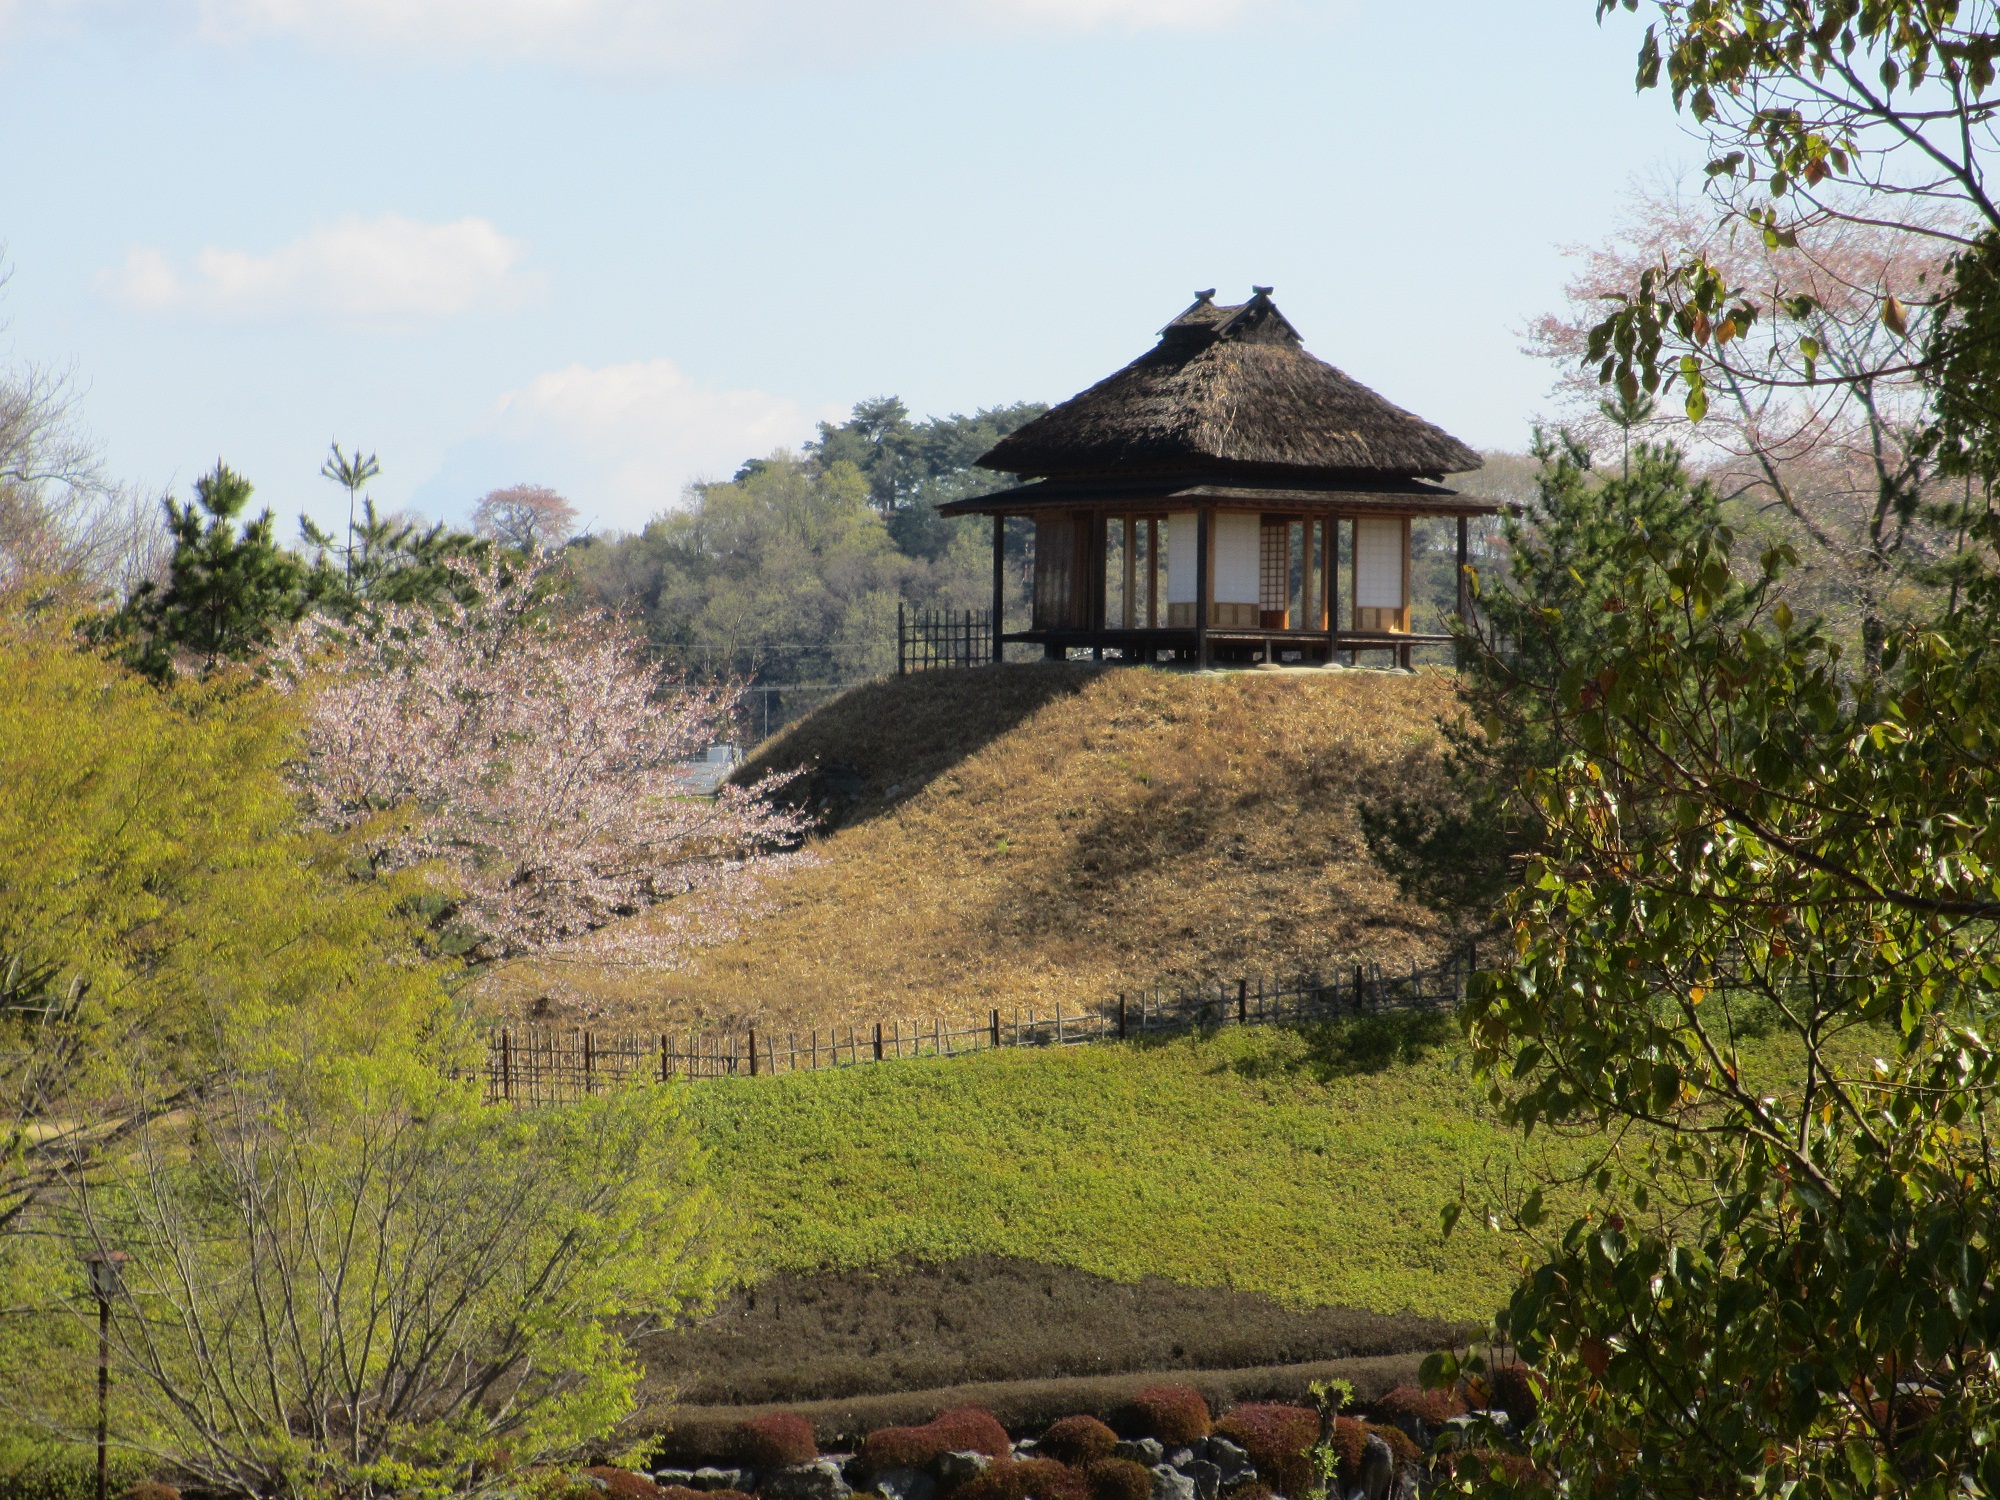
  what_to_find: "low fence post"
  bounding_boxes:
[990,1009,1000,1049]
[1237,978,1247,1025]
[583,1030,594,1094]
[500,1027,511,1104]
[873,1023,884,1062]
[749,1028,759,1078]
[1117,993,1127,1040]
[898,601,907,676]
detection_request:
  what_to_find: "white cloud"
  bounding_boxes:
[160,0,1270,71]
[483,358,824,529]
[99,214,534,322]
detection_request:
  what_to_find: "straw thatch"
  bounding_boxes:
[977,289,1482,482]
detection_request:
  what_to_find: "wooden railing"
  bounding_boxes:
[484,951,1474,1107]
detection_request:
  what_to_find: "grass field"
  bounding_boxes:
[514,662,1463,1033]
[685,1012,1575,1322]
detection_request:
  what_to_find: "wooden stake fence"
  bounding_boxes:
[484,950,1475,1107]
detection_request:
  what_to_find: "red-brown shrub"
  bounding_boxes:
[1212,1405,1317,1499]
[1373,1385,1465,1428]
[1486,1365,1541,1429]
[1320,1417,1367,1491]
[661,1490,753,1500]
[863,1407,1013,1472]
[1083,1458,1153,1500]
[736,1413,818,1469]
[1374,1428,1420,1466]
[958,1459,1089,1500]
[1127,1385,1211,1445]
[1039,1417,1119,1467]
[582,1469,663,1500]
[1219,1482,1269,1500]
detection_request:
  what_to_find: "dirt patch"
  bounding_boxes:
[634,1255,1470,1410]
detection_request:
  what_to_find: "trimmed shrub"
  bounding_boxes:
[1374,1428,1419,1466]
[1372,1386,1464,1428]
[736,1413,818,1469]
[957,1459,1089,1500]
[1212,1405,1317,1499]
[117,1486,181,1500]
[1038,1417,1119,1467]
[1320,1416,1368,1492]
[582,1469,664,1500]
[1127,1386,1211,1445]
[662,1490,754,1500]
[863,1407,1013,1473]
[1219,1482,1269,1500]
[1486,1365,1540,1429]
[1082,1459,1152,1500]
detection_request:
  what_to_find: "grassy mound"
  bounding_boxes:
[679,1018,1571,1321]
[550,663,1458,1031]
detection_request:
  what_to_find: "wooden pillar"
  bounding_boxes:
[1326,517,1341,664]
[1399,516,1413,669]
[1455,515,1470,669]
[991,514,1005,664]
[1146,517,1160,636]
[1121,516,1137,632]
[1195,505,1212,670]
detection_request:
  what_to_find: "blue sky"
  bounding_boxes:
[0,0,1689,537]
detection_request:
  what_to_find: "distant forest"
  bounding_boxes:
[573,396,1534,688]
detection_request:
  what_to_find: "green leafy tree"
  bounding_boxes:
[0,586,451,1231]
[1361,433,1722,923]
[96,462,312,679]
[1434,514,2000,1499]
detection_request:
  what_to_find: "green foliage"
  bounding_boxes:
[299,498,488,617]
[575,398,1044,684]
[93,462,312,679]
[1361,433,1723,924]
[1444,514,2000,1497]
[686,1027,1560,1318]
[0,593,450,1229]
[34,1064,724,1500]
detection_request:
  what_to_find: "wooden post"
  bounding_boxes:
[1237,978,1247,1024]
[501,1027,512,1104]
[1122,516,1137,632]
[898,600,907,676]
[990,1009,1001,1049]
[873,1023,884,1062]
[1195,505,1212,670]
[1328,517,1341,664]
[1455,514,1471,669]
[749,1028,759,1078]
[992,515,1007,663]
[1146,517,1160,636]
[583,1030,594,1094]
[1118,993,1128,1040]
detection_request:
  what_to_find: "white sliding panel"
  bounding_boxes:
[1355,517,1407,608]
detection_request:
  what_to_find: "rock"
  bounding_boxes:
[934,1454,991,1487]
[1206,1441,1250,1481]
[763,1463,852,1500]
[566,1479,610,1495]
[653,1474,696,1491]
[1180,1460,1222,1500]
[1115,1441,1164,1468]
[1353,1436,1394,1500]
[1150,1467,1197,1500]
[872,1467,936,1500]
[1011,1441,1039,1460]
[691,1471,749,1494]
[1165,1450,1195,1472]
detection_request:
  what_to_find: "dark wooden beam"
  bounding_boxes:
[1195,505,1212,670]
[1455,514,1470,670]
[991,514,1006,665]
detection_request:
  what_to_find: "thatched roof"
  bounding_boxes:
[977,289,1482,482]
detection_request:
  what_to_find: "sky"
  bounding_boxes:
[0,0,1693,539]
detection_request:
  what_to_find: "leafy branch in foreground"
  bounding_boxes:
[1437,516,2000,1498]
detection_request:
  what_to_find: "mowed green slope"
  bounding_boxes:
[689,1017,1575,1321]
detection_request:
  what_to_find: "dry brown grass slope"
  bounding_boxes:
[544,663,1457,1033]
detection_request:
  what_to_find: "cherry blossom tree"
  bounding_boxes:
[472,484,578,552]
[1530,185,1982,651]
[276,553,810,1004]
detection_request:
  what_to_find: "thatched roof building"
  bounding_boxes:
[934,289,1496,671]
